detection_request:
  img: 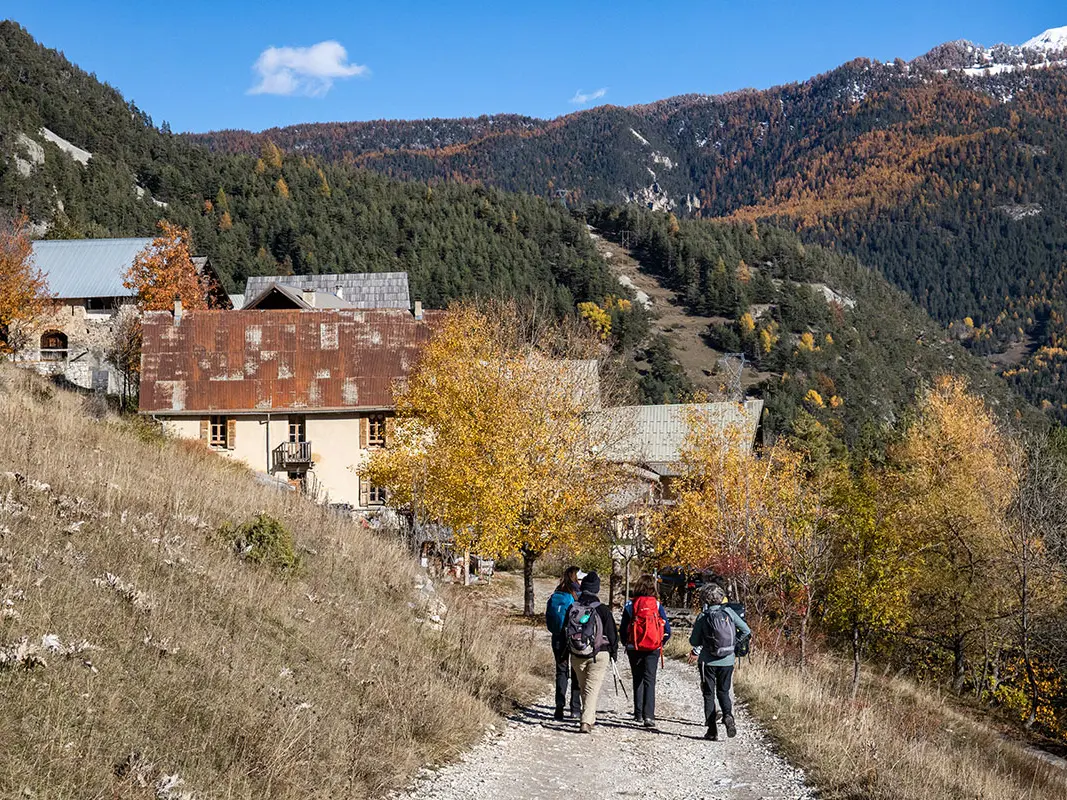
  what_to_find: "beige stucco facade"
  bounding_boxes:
[160,412,380,509]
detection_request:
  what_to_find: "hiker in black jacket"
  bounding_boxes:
[566,571,618,733]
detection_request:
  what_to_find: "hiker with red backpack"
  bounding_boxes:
[564,571,618,734]
[688,583,751,741]
[545,565,583,721]
[620,573,672,729]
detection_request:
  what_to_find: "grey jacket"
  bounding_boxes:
[689,604,751,667]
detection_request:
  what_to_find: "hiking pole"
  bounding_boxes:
[611,659,629,700]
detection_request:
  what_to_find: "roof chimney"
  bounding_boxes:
[302,289,316,308]
[335,285,344,301]
[414,300,423,320]
[173,297,183,326]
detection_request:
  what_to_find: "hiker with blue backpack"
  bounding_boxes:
[620,573,671,729]
[545,565,583,721]
[564,571,618,733]
[688,583,751,741]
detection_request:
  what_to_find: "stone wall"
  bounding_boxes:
[16,298,134,394]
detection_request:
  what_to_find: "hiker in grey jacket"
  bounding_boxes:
[688,583,751,741]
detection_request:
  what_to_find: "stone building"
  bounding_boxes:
[21,238,227,393]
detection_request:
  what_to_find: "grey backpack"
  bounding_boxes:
[566,599,608,658]
[703,607,736,659]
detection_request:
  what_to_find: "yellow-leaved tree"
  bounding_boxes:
[367,302,618,614]
[892,376,1018,693]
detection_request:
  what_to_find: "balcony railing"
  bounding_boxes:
[272,440,313,473]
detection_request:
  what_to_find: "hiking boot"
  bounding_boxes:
[723,715,737,738]
[553,709,565,722]
[704,723,718,741]
[642,718,657,729]
[633,711,643,722]
[579,723,593,734]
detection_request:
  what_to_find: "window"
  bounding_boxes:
[368,483,387,506]
[367,414,386,447]
[209,415,229,449]
[288,415,306,443]
[85,297,118,316]
[39,331,68,362]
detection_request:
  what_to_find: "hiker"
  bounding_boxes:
[545,565,583,721]
[688,583,751,741]
[565,571,618,733]
[621,573,671,728]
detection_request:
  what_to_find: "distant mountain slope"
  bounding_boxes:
[186,27,1067,417]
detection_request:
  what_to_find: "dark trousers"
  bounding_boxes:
[699,662,735,726]
[553,637,581,715]
[627,649,660,720]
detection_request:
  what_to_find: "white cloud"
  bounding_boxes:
[249,41,369,97]
[570,87,608,104]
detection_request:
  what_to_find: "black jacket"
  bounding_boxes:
[576,592,618,659]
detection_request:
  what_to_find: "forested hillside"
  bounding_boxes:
[0,20,1045,438]
[587,206,1036,447]
[0,21,612,312]
[189,30,1067,418]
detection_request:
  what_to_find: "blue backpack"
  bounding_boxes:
[545,591,575,635]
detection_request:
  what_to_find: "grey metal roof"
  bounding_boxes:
[244,272,411,310]
[228,294,245,309]
[30,238,152,298]
[592,400,763,474]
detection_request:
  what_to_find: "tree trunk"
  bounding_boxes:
[610,556,623,610]
[522,548,536,616]
[952,636,966,694]
[850,622,861,699]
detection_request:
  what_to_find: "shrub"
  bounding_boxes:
[219,513,301,572]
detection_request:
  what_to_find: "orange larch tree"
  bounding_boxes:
[0,215,51,356]
[123,221,211,311]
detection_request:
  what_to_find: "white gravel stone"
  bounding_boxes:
[394,649,814,800]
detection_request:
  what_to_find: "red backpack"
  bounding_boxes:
[630,596,665,652]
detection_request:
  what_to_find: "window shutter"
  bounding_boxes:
[384,416,396,448]
[199,417,209,442]
[226,417,237,450]
[359,478,370,508]
[359,416,369,449]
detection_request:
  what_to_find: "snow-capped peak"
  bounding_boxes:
[1023,26,1067,51]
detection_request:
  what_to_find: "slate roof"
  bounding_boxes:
[244,272,411,310]
[139,308,444,414]
[30,238,152,298]
[592,400,763,476]
[243,283,359,310]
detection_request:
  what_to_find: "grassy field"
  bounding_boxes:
[736,654,1067,800]
[0,366,549,799]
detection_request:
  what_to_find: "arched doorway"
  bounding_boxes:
[40,330,69,361]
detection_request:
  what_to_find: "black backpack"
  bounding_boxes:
[725,602,750,657]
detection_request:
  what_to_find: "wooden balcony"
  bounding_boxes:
[272,440,313,473]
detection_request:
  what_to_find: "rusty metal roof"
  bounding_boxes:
[139,308,444,414]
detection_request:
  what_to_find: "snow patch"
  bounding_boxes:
[996,203,1043,220]
[1023,26,1067,52]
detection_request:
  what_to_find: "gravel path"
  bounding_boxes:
[397,608,814,799]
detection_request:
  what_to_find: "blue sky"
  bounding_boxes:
[6,1,1063,133]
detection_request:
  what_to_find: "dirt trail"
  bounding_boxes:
[395,578,813,800]
[589,230,768,394]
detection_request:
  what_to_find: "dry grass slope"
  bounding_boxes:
[0,366,546,799]
[738,654,1067,800]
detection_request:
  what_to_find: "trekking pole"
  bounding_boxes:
[611,659,629,700]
